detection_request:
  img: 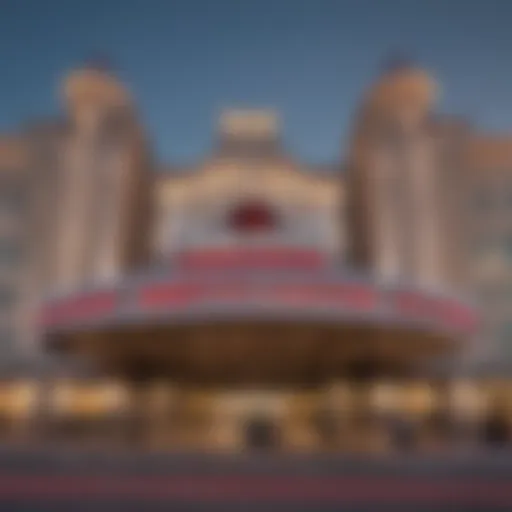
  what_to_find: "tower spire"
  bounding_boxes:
[85,52,114,73]
[382,51,415,74]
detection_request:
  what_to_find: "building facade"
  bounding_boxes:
[347,62,512,368]
[0,60,510,365]
[0,137,28,358]
[0,61,509,453]
[463,137,512,362]
[153,109,342,261]
[0,61,511,364]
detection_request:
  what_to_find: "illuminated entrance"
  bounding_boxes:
[40,248,478,453]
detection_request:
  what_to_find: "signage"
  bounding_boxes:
[139,283,378,311]
[41,279,478,336]
[176,248,327,271]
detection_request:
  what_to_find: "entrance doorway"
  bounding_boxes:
[245,416,280,450]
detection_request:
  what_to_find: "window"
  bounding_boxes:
[504,236,512,260]
[0,327,15,355]
[0,180,24,213]
[477,285,504,305]
[498,322,512,352]
[98,108,132,147]
[0,240,21,266]
[471,235,496,259]
[472,188,494,213]
[0,287,15,309]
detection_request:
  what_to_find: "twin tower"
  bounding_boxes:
[50,61,462,296]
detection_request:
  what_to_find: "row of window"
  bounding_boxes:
[475,282,512,303]
[473,189,512,212]
[497,323,512,355]
[0,179,25,214]
[0,327,15,353]
[0,288,16,309]
[0,175,21,357]
[0,242,22,265]
[471,240,512,260]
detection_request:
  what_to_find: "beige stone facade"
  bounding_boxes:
[55,67,153,291]
[0,60,511,445]
[0,138,27,356]
[153,110,342,261]
[347,63,512,366]
[462,137,512,361]
[347,64,456,290]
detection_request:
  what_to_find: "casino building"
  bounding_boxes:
[0,60,509,453]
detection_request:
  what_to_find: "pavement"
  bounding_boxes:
[0,446,510,511]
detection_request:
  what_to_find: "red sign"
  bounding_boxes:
[40,280,478,337]
[177,248,327,271]
[139,283,379,312]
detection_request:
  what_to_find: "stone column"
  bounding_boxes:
[285,392,318,452]
[23,379,46,443]
[123,380,153,448]
[212,411,240,452]
[146,381,176,450]
[449,379,486,450]
[425,379,452,451]
[321,382,352,451]
[5,381,39,445]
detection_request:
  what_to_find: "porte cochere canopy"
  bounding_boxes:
[39,248,479,383]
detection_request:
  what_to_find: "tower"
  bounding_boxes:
[346,61,450,289]
[54,62,152,291]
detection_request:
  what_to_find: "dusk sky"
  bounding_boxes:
[1,0,511,165]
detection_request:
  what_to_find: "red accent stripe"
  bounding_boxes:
[442,303,479,333]
[41,292,118,327]
[394,292,478,333]
[138,284,378,312]
[177,249,327,270]
[41,283,478,338]
[0,475,507,504]
[270,285,378,310]
[139,284,202,308]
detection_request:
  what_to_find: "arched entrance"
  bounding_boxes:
[245,415,281,450]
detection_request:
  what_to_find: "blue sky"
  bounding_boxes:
[1,0,511,164]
